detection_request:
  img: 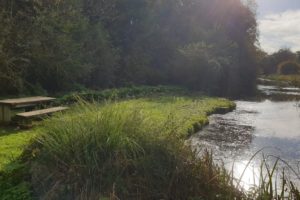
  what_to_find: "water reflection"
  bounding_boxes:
[190,85,300,190]
[229,160,259,191]
[258,84,300,97]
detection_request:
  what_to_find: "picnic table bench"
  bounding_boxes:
[16,107,68,118]
[0,96,67,123]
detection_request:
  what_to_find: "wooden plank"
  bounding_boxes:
[16,107,68,118]
[0,96,55,106]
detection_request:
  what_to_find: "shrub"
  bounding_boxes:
[57,85,186,105]
[277,61,300,75]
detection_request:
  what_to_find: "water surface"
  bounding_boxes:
[190,84,300,189]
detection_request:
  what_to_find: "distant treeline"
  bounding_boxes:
[0,0,258,97]
[259,48,300,75]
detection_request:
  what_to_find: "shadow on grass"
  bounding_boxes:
[0,126,23,137]
[0,159,33,200]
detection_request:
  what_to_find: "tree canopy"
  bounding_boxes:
[259,48,300,75]
[0,0,259,97]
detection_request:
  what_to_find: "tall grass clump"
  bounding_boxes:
[243,154,300,200]
[26,101,242,200]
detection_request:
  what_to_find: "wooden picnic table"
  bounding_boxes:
[0,96,56,123]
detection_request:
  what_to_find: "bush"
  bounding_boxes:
[26,101,241,200]
[57,85,186,105]
[277,61,300,75]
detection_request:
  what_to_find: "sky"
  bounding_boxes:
[256,0,300,53]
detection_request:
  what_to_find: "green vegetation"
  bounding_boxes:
[57,85,187,104]
[0,0,258,97]
[259,48,300,76]
[0,92,299,199]
[245,154,300,200]
[26,98,236,199]
[278,61,300,75]
[265,75,300,88]
[0,128,36,170]
[0,0,299,198]
[0,128,36,200]
[258,48,300,88]
[0,94,236,200]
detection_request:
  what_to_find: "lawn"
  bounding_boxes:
[0,128,37,171]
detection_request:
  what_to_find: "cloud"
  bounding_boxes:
[258,10,300,53]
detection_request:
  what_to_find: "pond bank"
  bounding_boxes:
[259,75,300,88]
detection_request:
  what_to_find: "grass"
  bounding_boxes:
[0,88,299,199]
[56,85,187,105]
[241,153,300,200]
[264,74,300,87]
[0,92,235,200]
[103,97,235,138]
[26,97,238,199]
[0,127,36,200]
[0,127,36,170]
[26,98,299,199]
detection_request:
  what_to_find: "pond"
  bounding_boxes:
[189,83,300,190]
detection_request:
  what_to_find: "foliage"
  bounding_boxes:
[0,0,258,97]
[277,61,300,75]
[0,162,32,200]
[0,94,235,200]
[0,94,300,199]
[25,1,119,92]
[26,99,238,199]
[57,85,187,104]
[176,40,239,96]
[0,7,28,95]
[259,48,299,75]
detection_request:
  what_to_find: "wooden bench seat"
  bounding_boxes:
[0,96,55,107]
[16,106,68,118]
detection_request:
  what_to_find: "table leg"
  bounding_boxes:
[0,105,3,122]
[3,105,12,123]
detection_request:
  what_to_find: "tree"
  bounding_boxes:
[261,48,297,75]
[0,0,259,97]
[278,61,300,75]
